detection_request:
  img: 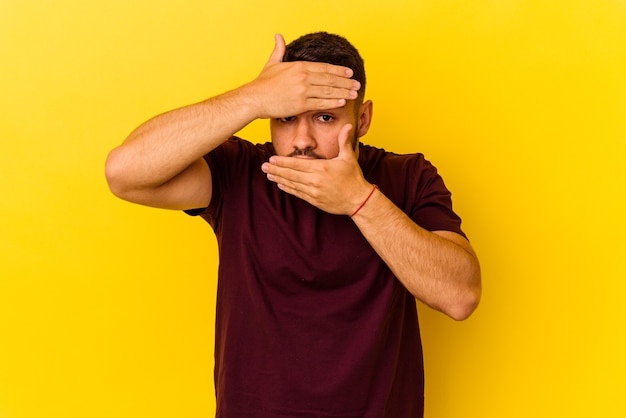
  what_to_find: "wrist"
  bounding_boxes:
[350,184,379,218]
[236,81,270,120]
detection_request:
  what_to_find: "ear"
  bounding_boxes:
[356,100,373,138]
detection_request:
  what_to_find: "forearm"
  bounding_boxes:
[105,87,258,193]
[351,188,481,320]
[107,33,359,198]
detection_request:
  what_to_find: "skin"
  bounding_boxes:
[105,33,481,320]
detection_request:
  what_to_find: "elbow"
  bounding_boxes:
[104,148,132,199]
[446,263,482,321]
[447,284,481,321]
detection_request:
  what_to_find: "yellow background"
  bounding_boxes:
[1,0,625,417]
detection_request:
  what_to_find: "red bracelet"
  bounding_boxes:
[350,184,379,217]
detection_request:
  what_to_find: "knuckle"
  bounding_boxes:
[294,72,307,85]
[308,177,320,188]
[294,83,306,96]
[314,98,330,109]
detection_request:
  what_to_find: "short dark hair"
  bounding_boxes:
[284,32,366,101]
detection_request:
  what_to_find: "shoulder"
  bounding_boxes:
[358,142,453,212]
[205,136,274,170]
[358,143,437,180]
[210,136,274,158]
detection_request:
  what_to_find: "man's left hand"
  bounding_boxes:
[261,124,372,215]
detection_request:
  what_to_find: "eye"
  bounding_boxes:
[279,116,296,123]
[316,114,334,122]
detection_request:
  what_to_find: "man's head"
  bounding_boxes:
[270,32,372,159]
[283,32,366,104]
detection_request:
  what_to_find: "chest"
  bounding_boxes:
[218,175,381,290]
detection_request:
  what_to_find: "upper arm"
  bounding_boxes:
[108,157,213,211]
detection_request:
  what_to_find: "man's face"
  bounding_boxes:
[270,101,369,159]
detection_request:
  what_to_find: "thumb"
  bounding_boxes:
[264,33,286,69]
[337,124,355,159]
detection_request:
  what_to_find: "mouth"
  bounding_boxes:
[288,149,324,159]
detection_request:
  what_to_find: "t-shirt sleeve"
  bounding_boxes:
[408,155,466,239]
[183,137,251,228]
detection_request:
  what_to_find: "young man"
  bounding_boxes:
[106,32,481,418]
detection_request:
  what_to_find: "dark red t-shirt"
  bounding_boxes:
[193,137,465,418]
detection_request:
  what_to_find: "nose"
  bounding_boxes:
[291,118,317,152]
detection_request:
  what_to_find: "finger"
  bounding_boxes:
[263,160,321,188]
[305,85,359,101]
[267,156,316,172]
[264,33,286,69]
[299,97,348,111]
[337,124,355,158]
[307,61,355,79]
[266,167,313,193]
[306,71,361,91]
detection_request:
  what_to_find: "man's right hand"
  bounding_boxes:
[244,34,361,120]
[106,33,361,211]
